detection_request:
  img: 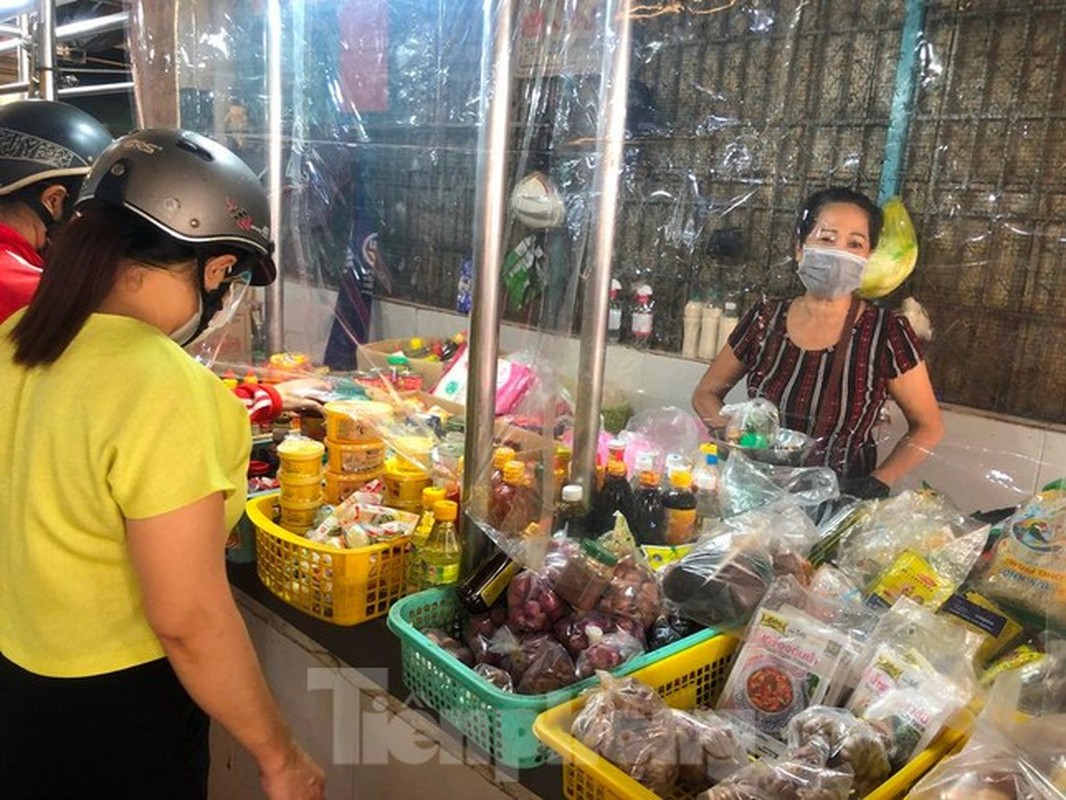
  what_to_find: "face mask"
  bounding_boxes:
[168,284,229,346]
[797,247,868,298]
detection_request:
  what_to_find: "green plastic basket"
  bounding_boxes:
[387,587,718,769]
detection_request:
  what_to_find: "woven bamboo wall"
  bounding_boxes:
[367,0,1065,424]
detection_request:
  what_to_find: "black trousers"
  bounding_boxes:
[0,653,209,800]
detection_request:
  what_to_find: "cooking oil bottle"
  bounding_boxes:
[422,500,462,588]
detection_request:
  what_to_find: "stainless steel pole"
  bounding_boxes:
[58,80,134,98]
[460,0,513,577]
[35,0,56,99]
[571,0,633,498]
[16,14,31,89]
[264,0,285,355]
[0,11,129,57]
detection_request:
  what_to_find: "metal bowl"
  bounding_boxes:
[709,426,817,468]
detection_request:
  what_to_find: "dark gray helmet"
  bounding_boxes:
[0,99,112,196]
[77,128,276,285]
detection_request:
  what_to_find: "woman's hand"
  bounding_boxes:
[259,739,326,800]
[275,378,332,413]
[691,345,747,429]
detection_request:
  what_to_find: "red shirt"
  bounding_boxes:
[0,222,44,325]
[728,297,924,478]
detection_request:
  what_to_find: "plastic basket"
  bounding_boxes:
[387,587,719,769]
[533,634,969,800]
[247,492,409,626]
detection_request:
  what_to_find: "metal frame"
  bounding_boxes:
[0,2,129,100]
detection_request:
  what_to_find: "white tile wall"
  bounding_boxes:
[287,297,1062,515]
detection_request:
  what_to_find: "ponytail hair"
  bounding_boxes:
[11,201,198,366]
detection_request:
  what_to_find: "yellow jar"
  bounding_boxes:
[325,438,386,474]
[277,470,324,505]
[278,495,322,532]
[323,400,393,443]
[392,435,434,471]
[383,457,432,508]
[275,436,325,476]
[323,468,383,505]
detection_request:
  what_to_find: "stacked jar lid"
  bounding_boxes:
[322,400,392,505]
[274,436,325,534]
[383,434,434,514]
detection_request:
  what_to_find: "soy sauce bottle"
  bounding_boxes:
[662,469,697,546]
[458,548,519,614]
[593,459,633,535]
[630,468,665,546]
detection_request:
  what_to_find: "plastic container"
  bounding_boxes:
[275,436,325,476]
[386,587,719,769]
[277,495,323,532]
[326,438,386,474]
[383,457,432,508]
[323,399,393,443]
[276,470,325,504]
[532,633,970,800]
[392,435,434,472]
[323,467,382,505]
[247,492,410,625]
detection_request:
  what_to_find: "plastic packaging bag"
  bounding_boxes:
[719,451,839,518]
[673,708,750,789]
[506,569,570,633]
[834,489,970,592]
[717,576,877,756]
[571,672,681,795]
[515,637,578,695]
[595,554,664,631]
[858,197,918,299]
[662,505,818,630]
[474,663,514,693]
[845,598,976,769]
[786,706,891,798]
[575,629,645,679]
[697,739,854,800]
[973,484,1066,632]
[720,398,781,450]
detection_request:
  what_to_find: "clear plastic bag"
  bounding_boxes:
[697,740,854,800]
[720,451,839,518]
[473,663,514,693]
[575,629,645,679]
[786,706,891,798]
[595,554,664,631]
[571,672,681,795]
[720,398,781,451]
[662,505,818,630]
[506,569,570,633]
[673,708,750,789]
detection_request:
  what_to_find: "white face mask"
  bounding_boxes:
[169,293,203,346]
[797,247,868,298]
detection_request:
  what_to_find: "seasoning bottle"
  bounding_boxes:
[631,467,665,546]
[488,460,532,536]
[407,486,447,593]
[682,297,703,359]
[692,442,721,528]
[422,500,462,587]
[386,353,408,387]
[593,458,633,536]
[458,548,519,615]
[490,446,517,487]
[662,470,698,545]
[629,283,654,349]
[554,483,588,539]
[553,444,572,500]
[553,538,619,611]
[607,278,623,343]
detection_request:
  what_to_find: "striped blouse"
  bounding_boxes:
[727,298,924,479]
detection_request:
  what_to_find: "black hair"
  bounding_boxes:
[795,186,883,250]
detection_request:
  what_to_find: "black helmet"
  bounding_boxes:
[0,99,112,196]
[77,129,276,286]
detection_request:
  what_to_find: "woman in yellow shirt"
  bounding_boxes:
[0,130,324,799]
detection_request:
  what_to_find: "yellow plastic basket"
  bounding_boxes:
[533,634,969,800]
[247,492,410,626]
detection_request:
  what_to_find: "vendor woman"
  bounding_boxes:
[691,186,944,499]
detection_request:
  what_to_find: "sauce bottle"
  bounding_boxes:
[554,483,588,539]
[458,548,519,614]
[422,500,462,587]
[488,460,533,536]
[593,458,633,536]
[630,468,665,546]
[552,444,572,501]
[662,470,697,545]
[692,442,721,529]
[490,446,517,487]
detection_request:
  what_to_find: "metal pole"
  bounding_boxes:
[571,0,633,498]
[58,80,134,98]
[459,0,513,577]
[264,0,285,355]
[16,14,31,87]
[0,11,129,56]
[35,0,56,99]
[0,81,31,96]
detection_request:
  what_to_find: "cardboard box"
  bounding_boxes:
[356,338,447,389]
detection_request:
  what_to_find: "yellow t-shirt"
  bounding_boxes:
[0,311,250,677]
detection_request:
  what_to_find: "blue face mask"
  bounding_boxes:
[797,247,868,298]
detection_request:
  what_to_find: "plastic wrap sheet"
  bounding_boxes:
[124,3,1064,547]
